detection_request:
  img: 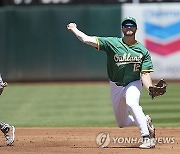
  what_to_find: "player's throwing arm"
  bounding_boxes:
[67,23,98,48]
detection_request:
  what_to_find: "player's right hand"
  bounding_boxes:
[67,23,77,31]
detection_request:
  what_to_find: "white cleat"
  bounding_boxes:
[4,126,15,146]
[139,138,155,149]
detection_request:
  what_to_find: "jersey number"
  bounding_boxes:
[133,63,141,72]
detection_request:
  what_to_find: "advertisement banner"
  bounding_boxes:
[122,3,180,79]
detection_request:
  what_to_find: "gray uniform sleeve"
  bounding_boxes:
[0,74,3,88]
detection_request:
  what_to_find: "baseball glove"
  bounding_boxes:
[149,79,167,99]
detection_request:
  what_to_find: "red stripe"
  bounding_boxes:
[145,39,180,56]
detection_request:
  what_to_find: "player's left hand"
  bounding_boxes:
[149,79,167,99]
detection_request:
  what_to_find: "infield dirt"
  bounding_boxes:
[0,127,179,154]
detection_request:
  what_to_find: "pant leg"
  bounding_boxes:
[110,81,135,128]
[125,80,149,136]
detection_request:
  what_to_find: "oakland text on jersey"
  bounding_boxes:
[114,53,143,66]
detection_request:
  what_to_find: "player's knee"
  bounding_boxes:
[126,103,135,110]
[126,103,140,110]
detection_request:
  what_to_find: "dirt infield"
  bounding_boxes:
[0,127,180,154]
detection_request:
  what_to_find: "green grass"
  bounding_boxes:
[141,83,180,127]
[0,82,180,127]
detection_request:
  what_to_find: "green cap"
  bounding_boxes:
[121,17,137,26]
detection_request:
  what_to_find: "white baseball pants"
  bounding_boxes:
[110,80,149,136]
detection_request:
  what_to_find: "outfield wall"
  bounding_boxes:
[0,4,179,81]
[0,5,121,81]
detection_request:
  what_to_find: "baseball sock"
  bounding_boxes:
[143,135,150,140]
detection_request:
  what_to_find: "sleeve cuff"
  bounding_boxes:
[95,36,100,51]
[141,69,154,72]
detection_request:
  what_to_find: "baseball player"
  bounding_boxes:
[67,17,155,148]
[0,74,15,146]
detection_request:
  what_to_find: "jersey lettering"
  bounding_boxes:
[114,53,142,66]
[133,63,141,72]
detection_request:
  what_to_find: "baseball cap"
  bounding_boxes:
[121,17,137,27]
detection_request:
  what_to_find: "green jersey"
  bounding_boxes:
[96,37,153,86]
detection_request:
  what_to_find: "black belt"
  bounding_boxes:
[115,80,140,87]
[115,82,125,86]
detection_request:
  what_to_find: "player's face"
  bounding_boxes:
[122,22,137,36]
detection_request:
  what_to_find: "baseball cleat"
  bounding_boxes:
[4,125,15,146]
[139,138,155,149]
